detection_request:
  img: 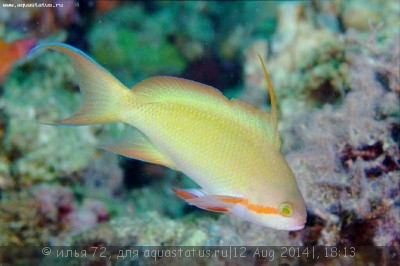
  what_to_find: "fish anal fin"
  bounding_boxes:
[201,206,230,213]
[173,188,245,214]
[101,128,177,170]
[172,188,205,200]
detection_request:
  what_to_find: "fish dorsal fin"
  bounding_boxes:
[132,76,228,107]
[100,127,178,170]
[258,54,280,148]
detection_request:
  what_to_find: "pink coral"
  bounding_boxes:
[32,184,75,223]
[66,199,109,233]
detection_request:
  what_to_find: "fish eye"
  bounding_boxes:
[279,202,293,217]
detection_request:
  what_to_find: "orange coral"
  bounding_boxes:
[0,37,37,83]
[96,0,119,13]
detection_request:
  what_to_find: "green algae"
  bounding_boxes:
[88,5,186,85]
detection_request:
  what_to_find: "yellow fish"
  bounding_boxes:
[30,43,306,230]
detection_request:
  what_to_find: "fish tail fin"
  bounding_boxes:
[30,43,132,125]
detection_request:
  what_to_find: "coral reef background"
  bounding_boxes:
[0,0,399,264]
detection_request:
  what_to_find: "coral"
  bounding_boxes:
[341,0,399,32]
[237,1,399,248]
[0,190,61,246]
[283,27,400,246]
[88,2,280,87]
[0,90,12,191]
[71,211,302,247]
[0,0,80,37]
[2,49,98,187]
[95,0,120,13]
[66,199,109,233]
[0,183,111,246]
[0,154,13,191]
[0,37,37,83]
[269,2,348,107]
[241,1,399,150]
[296,39,349,106]
[88,4,186,85]
[31,183,111,236]
[80,151,123,200]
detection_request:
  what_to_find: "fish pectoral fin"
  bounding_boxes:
[100,127,178,170]
[173,188,245,213]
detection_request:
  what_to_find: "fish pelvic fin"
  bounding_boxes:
[172,188,246,213]
[30,43,132,125]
